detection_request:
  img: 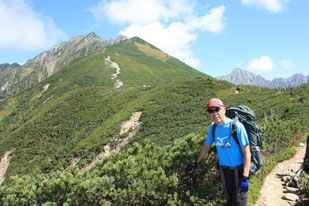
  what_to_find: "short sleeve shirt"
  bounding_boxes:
[205,119,249,167]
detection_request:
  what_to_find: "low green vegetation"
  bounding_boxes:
[0,37,308,204]
[0,118,306,205]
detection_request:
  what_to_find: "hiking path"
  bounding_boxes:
[254,144,306,206]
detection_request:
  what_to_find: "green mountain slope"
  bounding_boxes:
[0,35,308,205]
[105,37,204,87]
[1,74,309,180]
[0,36,205,128]
[0,36,205,179]
[1,79,308,205]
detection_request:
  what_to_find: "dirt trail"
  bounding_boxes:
[82,112,142,171]
[105,55,123,89]
[0,150,14,185]
[255,144,306,206]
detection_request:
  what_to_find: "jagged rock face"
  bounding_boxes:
[24,33,107,76]
[0,33,127,97]
[217,68,270,87]
[0,63,21,72]
[217,68,309,88]
[0,63,22,92]
[270,74,309,88]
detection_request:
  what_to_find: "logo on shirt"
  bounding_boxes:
[216,136,228,146]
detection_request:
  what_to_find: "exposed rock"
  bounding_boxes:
[284,187,299,194]
[282,193,299,201]
[282,176,291,183]
[43,83,50,91]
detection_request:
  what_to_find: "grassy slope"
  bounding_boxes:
[2,75,309,180]
[0,37,204,124]
[1,79,308,205]
[0,38,207,179]
[106,37,205,87]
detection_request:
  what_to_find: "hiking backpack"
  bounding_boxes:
[212,105,267,176]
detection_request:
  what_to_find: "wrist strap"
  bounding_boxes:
[241,175,249,181]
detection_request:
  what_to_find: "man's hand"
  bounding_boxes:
[186,162,197,173]
[240,176,249,192]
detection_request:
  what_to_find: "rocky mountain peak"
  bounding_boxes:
[217,68,309,88]
[22,33,128,76]
[82,32,107,46]
[217,68,270,87]
[107,34,128,46]
[86,32,101,39]
[0,63,21,72]
[0,33,129,96]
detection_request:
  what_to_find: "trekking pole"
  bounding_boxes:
[186,164,196,194]
[189,169,194,192]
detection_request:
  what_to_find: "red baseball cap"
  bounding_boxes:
[207,98,224,110]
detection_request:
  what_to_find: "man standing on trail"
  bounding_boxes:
[195,98,251,206]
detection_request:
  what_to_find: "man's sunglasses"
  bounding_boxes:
[207,107,222,114]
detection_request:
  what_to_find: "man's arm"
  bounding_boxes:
[241,144,251,177]
[196,143,211,164]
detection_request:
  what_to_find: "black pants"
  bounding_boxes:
[220,166,248,206]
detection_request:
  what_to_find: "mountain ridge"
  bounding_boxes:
[217,68,309,88]
[0,33,128,97]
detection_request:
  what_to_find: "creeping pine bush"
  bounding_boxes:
[1,117,306,205]
[0,134,224,206]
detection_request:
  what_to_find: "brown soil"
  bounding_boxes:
[254,144,306,206]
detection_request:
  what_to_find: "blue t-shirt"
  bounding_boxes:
[206,119,249,167]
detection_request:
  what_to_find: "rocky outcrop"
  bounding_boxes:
[0,63,22,92]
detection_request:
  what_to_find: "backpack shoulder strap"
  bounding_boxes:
[231,120,241,147]
[212,123,217,142]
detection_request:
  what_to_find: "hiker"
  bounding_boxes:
[304,133,309,173]
[194,98,251,206]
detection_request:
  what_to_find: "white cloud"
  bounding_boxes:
[279,59,295,70]
[242,0,289,13]
[89,0,194,25]
[91,0,225,68]
[248,56,275,71]
[188,6,225,33]
[120,22,200,67]
[0,0,65,50]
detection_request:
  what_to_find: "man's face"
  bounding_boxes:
[207,106,226,125]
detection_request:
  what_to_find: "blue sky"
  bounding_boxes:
[0,0,308,80]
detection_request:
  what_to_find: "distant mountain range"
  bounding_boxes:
[217,68,309,88]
